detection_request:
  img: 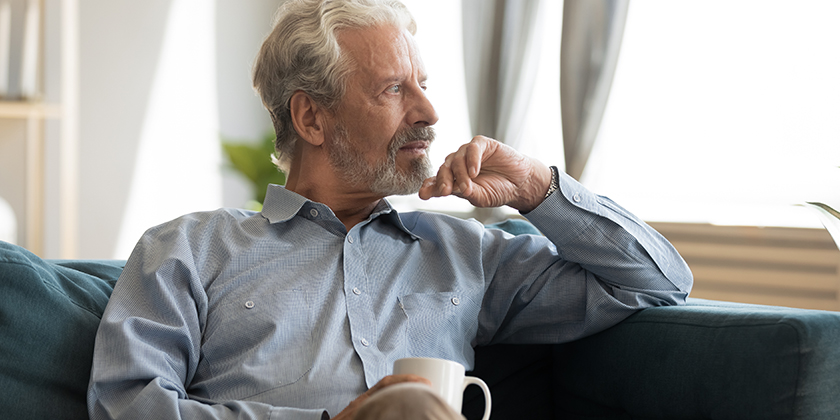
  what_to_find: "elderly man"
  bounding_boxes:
[88,0,692,419]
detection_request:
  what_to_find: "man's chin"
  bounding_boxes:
[372,173,427,197]
[371,159,431,196]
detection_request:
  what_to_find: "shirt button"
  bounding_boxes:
[352,287,362,295]
[573,193,582,203]
[347,235,354,244]
[244,300,255,309]
[451,297,460,306]
[361,338,370,347]
[310,208,319,218]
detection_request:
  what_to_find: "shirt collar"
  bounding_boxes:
[260,184,421,240]
[260,184,310,224]
[368,199,422,240]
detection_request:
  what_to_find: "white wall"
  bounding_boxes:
[75,0,278,258]
[215,0,278,215]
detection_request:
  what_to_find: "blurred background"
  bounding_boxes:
[0,0,838,310]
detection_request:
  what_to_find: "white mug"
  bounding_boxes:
[393,357,492,420]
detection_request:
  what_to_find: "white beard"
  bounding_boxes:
[328,124,435,196]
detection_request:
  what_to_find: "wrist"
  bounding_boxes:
[511,160,552,213]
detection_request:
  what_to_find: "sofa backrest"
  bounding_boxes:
[0,241,124,420]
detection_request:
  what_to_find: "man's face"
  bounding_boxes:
[325,24,439,196]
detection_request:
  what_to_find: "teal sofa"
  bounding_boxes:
[2,238,839,419]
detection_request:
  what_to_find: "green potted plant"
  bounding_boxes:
[221,132,286,211]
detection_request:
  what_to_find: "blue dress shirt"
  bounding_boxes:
[88,171,692,419]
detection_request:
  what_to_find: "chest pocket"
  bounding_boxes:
[398,291,480,360]
[200,288,315,400]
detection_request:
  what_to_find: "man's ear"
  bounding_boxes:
[289,91,327,146]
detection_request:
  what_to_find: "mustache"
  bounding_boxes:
[392,126,436,149]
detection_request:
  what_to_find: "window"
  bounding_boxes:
[585,0,840,228]
[394,1,839,229]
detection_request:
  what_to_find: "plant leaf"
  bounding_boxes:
[221,132,286,206]
[222,143,262,183]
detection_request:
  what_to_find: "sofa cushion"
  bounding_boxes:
[485,218,543,236]
[0,241,124,420]
[555,298,840,420]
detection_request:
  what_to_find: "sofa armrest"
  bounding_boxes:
[0,242,124,420]
[555,298,840,420]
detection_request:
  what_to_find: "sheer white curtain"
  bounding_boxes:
[459,0,550,222]
[560,0,630,180]
[393,0,630,221]
[461,0,546,149]
[461,0,630,181]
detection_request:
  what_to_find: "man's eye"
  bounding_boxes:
[387,85,401,94]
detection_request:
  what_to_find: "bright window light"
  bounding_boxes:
[584,0,840,228]
[391,1,840,228]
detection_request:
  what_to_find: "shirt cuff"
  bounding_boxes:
[524,170,602,246]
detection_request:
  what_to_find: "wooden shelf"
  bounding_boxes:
[0,100,61,119]
[0,0,78,258]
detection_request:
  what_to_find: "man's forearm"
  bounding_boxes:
[525,169,693,303]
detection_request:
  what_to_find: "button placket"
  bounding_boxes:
[343,225,379,379]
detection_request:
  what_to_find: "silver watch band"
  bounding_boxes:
[544,166,559,198]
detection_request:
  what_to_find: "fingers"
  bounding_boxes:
[418,176,443,200]
[333,375,431,420]
[447,147,467,195]
[369,374,432,393]
[418,160,456,200]
[419,137,487,200]
[449,141,482,197]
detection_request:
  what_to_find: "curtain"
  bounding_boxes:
[461,0,545,150]
[560,0,630,180]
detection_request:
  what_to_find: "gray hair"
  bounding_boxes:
[252,0,417,172]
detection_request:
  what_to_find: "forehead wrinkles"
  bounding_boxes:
[402,30,427,81]
[338,26,416,87]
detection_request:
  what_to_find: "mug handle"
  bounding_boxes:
[462,376,492,420]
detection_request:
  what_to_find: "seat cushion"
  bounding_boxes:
[0,242,124,420]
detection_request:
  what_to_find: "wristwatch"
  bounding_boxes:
[544,166,559,198]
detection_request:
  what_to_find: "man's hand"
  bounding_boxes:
[331,374,431,420]
[419,136,552,213]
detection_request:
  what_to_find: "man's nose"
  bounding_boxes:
[408,86,439,128]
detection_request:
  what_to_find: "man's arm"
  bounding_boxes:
[87,226,330,420]
[420,136,693,344]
